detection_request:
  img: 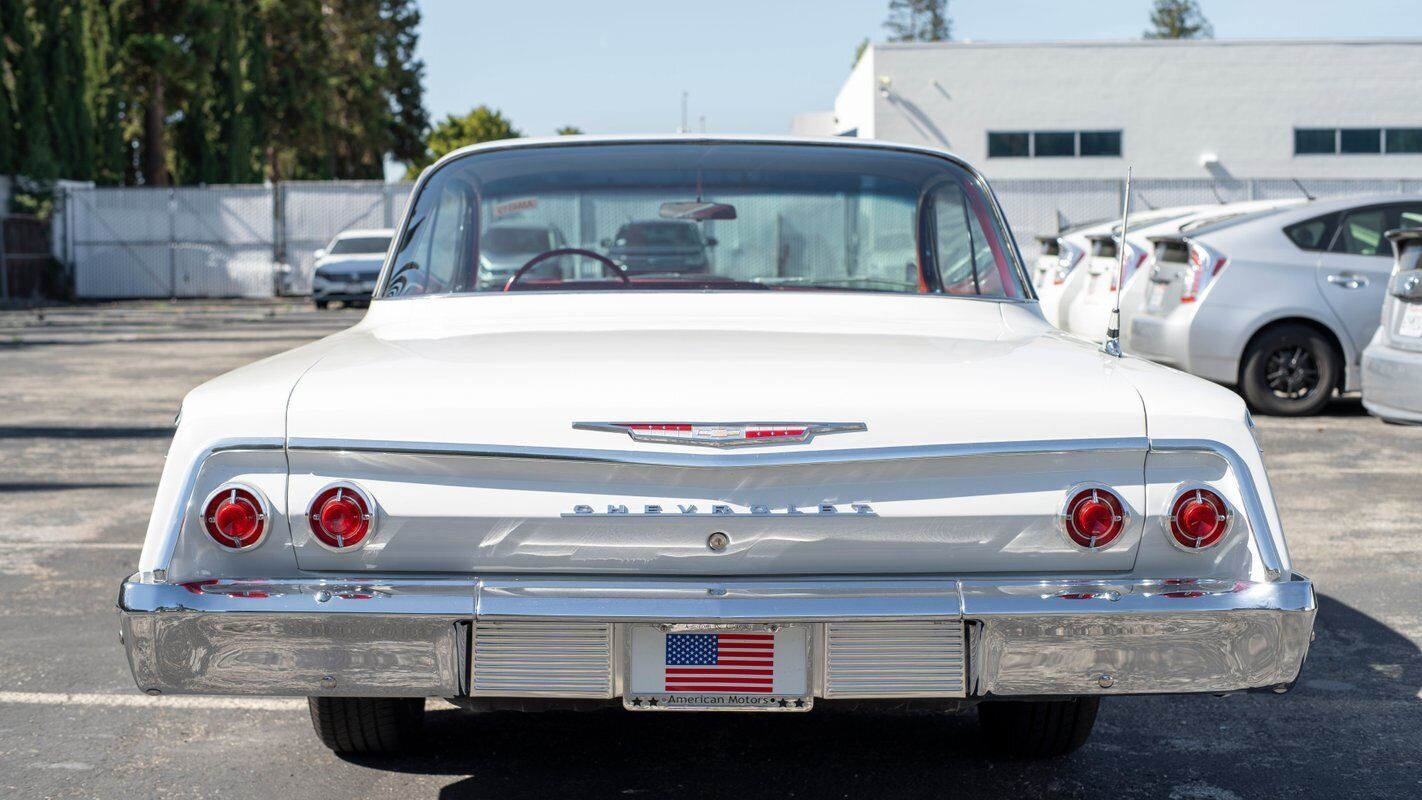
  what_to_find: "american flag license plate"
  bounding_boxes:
[624,624,811,711]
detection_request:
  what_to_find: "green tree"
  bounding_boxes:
[1144,0,1213,39]
[84,0,127,185]
[40,1,95,179]
[7,0,58,181]
[884,0,951,42]
[556,125,583,135]
[405,106,520,179]
[0,4,17,175]
[852,37,869,68]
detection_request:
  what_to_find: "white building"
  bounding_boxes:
[803,39,1422,179]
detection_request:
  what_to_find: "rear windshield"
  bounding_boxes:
[329,236,391,255]
[484,227,554,254]
[1155,240,1189,264]
[381,142,1027,299]
[614,222,702,247]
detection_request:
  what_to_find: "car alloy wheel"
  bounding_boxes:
[1263,345,1320,400]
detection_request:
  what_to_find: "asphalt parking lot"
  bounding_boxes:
[1,301,1419,799]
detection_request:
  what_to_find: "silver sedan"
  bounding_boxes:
[1362,228,1422,424]
[1121,194,1422,416]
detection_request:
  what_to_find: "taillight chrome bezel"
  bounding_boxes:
[1057,483,1130,551]
[1165,483,1235,551]
[306,481,378,552]
[199,483,271,552]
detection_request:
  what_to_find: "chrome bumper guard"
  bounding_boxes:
[118,574,1315,699]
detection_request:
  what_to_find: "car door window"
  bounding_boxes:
[1332,205,1422,257]
[933,184,1002,295]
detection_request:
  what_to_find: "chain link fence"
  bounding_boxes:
[61,177,1422,298]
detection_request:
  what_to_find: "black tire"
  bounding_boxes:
[1239,323,1340,416]
[313,300,329,310]
[307,697,424,754]
[977,697,1100,757]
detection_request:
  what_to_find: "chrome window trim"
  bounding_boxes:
[374,135,1036,303]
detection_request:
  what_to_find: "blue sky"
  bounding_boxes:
[415,1,1421,138]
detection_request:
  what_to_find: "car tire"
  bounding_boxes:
[307,697,424,754]
[1240,323,1340,417]
[977,697,1100,757]
[314,300,329,310]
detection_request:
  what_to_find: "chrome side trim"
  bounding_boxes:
[148,438,284,582]
[1149,438,1285,581]
[476,579,963,623]
[287,436,1151,469]
[572,421,867,448]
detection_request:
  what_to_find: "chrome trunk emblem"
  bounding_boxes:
[574,423,864,449]
[572,421,867,448]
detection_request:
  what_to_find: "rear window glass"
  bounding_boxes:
[1091,238,1117,259]
[1284,214,1338,252]
[1155,240,1189,264]
[329,236,392,255]
[484,227,555,254]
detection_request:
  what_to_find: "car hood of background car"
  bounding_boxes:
[284,293,1151,450]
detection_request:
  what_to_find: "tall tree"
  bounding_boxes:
[84,0,125,184]
[1144,0,1214,39]
[378,0,428,170]
[0,4,17,175]
[7,0,58,181]
[405,106,520,178]
[884,0,951,42]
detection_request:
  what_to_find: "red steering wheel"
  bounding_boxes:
[503,248,631,291]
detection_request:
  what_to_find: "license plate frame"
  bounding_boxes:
[623,623,813,712]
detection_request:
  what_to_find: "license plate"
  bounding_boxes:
[1147,282,1167,310]
[1400,303,1422,338]
[625,624,811,711]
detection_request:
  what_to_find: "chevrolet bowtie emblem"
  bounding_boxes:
[572,421,867,448]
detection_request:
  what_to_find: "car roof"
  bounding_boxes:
[1188,193,1422,239]
[333,228,394,238]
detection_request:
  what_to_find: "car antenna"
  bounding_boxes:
[1102,168,1132,358]
[1291,177,1315,201]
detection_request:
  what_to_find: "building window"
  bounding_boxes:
[1034,132,1075,157]
[1294,129,1335,155]
[1296,127,1422,155]
[1340,128,1382,154]
[1385,129,1422,154]
[987,132,1030,158]
[1079,130,1122,157]
[987,130,1122,158]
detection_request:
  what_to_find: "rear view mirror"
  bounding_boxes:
[705,236,718,247]
[600,238,612,249]
[659,201,737,221]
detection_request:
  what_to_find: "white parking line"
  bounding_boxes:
[0,542,142,550]
[0,691,304,711]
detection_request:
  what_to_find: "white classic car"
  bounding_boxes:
[119,136,1316,758]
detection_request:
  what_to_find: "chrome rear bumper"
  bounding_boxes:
[118,574,1315,700]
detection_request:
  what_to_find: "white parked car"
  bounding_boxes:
[310,228,394,309]
[118,136,1314,759]
[1035,207,1206,329]
[1067,200,1307,343]
[1122,195,1422,415]
[1361,227,1422,423]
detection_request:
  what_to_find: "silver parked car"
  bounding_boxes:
[1361,228,1422,423]
[1121,195,1422,416]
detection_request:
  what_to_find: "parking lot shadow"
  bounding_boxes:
[337,593,1419,800]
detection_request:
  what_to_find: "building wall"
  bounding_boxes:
[845,39,1422,179]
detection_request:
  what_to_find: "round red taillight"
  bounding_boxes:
[308,484,373,550]
[201,485,267,550]
[1168,487,1230,550]
[1061,486,1126,549]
